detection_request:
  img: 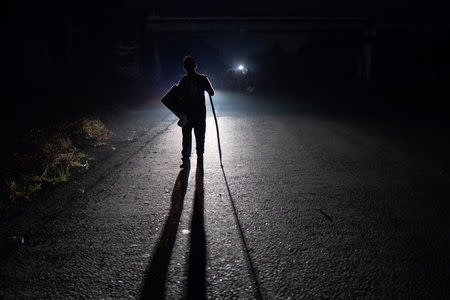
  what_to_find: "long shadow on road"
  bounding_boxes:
[186,166,206,300]
[140,168,190,299]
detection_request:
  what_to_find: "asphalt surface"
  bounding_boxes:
[1,91,449,299]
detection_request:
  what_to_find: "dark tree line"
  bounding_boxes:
[6,1,148,128]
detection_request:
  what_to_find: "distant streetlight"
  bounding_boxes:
[236,64,247,74]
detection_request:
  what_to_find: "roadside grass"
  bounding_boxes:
[137,125,149,136]
[0,118,113,214]
[81,119,113,145]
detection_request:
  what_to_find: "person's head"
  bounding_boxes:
[183,56,196,74]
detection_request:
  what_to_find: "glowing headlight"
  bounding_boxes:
[238,65,244,71]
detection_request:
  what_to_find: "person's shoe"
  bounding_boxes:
[177,114,188,127]
[180,158,190,169]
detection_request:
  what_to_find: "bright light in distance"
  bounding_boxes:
[238,65,244,70]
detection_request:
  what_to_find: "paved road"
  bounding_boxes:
[1,91,449,299]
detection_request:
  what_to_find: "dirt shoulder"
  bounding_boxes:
[0,101,175,258]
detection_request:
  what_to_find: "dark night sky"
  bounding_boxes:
[7,0,450,33]
[150,0,449,21]
[21,0,445,20]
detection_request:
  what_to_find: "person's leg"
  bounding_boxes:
[181,125,193,161]
[193,118,206,158]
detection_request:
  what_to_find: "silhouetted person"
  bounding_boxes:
[177,56,214,169]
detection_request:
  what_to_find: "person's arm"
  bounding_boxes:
[204,76,214,96]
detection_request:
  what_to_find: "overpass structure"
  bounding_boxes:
[144,16,377,81]
[145,16,370,32]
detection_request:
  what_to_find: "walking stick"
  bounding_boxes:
[208,94,223,167]
[209,94,264,298]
